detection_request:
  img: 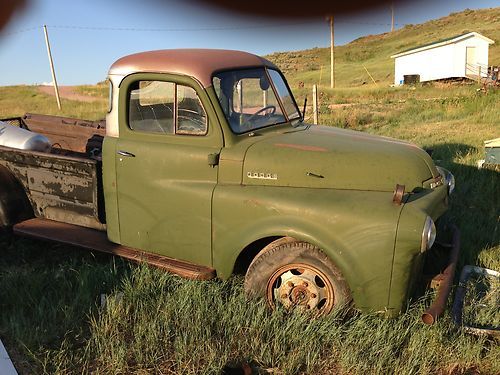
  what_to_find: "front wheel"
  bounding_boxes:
[244,238,352,315]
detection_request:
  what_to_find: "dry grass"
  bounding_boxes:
[267,7,500,88]
[0,85,107,120]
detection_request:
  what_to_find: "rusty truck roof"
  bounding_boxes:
[108,49,278,87]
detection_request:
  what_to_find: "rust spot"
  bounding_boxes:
[392,184,405,205]
[244,199,263,207]
[274,143,328,152]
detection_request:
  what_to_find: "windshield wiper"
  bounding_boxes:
[302,96,307,121]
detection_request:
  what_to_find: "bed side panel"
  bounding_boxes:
[0,145,104,230]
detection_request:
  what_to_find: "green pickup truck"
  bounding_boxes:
[0,49,458,321]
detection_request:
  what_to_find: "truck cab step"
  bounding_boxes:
[13,218,216,280]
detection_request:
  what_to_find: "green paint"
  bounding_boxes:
[98,66,451,314]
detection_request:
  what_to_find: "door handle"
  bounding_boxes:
[117,150,135,158]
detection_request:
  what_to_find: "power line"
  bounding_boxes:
[335,20,406,26]
[1,26,41,37]
[47,20,407,31]
[1,19,409,38]
[45,21,319,32]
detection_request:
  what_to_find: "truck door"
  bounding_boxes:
[114,74,223,267]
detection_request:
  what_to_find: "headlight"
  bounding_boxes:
[445,171,455,194]
[436,166,455,195]
[421,216,436,252]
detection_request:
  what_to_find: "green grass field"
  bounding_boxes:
[0,7,499,374]
[0,81,498,375]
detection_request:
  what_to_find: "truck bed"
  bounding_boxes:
[0,114,106,230]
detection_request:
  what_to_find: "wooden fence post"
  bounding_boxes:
[312,84,318,125]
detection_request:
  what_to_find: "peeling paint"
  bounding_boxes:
[0,144,103,230]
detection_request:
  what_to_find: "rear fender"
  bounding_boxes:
[0,166,33,228]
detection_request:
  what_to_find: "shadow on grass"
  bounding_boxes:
[430,143,499,269]
[0,233,132,373]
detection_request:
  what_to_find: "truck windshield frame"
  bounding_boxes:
[212,67,300,134]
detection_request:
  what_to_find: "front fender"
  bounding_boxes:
[212,185,403,312]
[388,184,449,313]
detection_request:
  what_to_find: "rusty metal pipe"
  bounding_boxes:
[421,224,460,325]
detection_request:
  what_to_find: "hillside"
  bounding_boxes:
[266,7,500,87]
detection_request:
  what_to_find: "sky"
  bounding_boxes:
[0,0,497,85]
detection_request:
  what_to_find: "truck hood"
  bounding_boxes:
[242,125,438,192]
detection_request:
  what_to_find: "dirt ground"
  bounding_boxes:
[38,85,99,102]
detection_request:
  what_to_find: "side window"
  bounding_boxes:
[129,81,175,134]
[128,80,207,136]
[177,85,207,135]
[107,79,113,113]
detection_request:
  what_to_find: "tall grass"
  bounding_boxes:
[0,83,498,374]
[22,266,498,375]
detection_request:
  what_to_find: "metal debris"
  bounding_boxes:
[452,265,500,338]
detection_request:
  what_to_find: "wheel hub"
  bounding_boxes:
[267,264,333,313]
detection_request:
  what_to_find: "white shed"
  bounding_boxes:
[391,32,494,85]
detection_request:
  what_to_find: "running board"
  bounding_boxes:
[13,218,216,280]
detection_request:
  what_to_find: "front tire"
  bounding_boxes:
[244,238,351,315]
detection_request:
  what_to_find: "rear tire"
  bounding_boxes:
[244,238,351,315]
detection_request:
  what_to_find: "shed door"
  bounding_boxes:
[466,47,476,75]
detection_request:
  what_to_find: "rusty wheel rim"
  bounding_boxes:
[266,263,335,315]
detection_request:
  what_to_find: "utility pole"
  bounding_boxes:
[329,15,335,88]
[43,25,61,110]
[391,3,395,32]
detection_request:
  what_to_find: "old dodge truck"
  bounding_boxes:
[0,49,459,321]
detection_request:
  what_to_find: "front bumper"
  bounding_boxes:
[421,224,460,324]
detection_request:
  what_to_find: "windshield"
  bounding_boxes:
[213,68,300,134]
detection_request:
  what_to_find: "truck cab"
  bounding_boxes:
[104,49,303,267]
